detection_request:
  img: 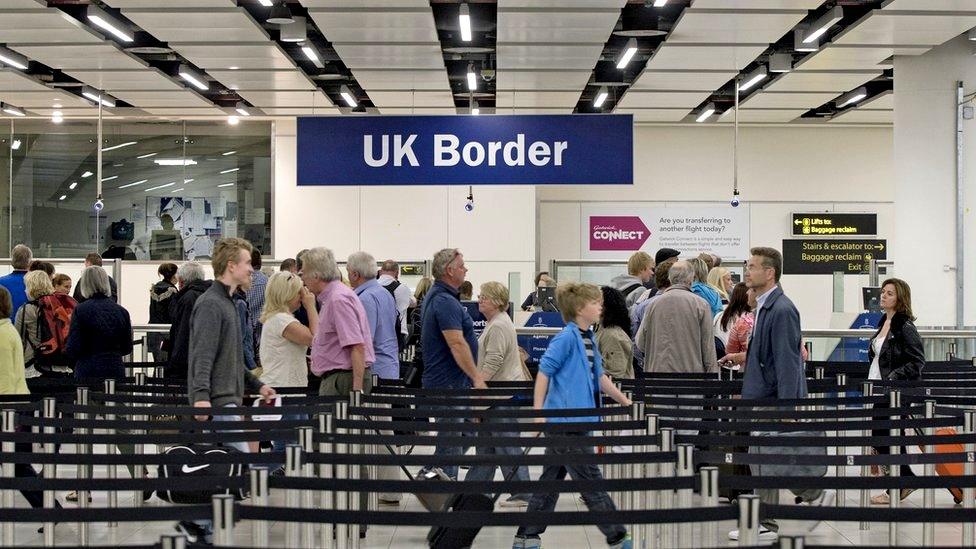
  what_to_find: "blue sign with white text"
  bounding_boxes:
[297,115,633,186]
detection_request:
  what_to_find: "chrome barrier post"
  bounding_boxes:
[836,373,847,506]
[646,414,659,549]
[211,493,235,547]
[814,367,824,413]
[660,427,674,548]
[335,401,350,549]
[923,399,936,546]
[41,396,56,545]
[887,389,901,545]
[676,443,694,548]
[132,372,146,508]
[1,409,16,546]
[627,398,643,542]
[859,380,873,531]
[285,444,302,548]
[160,533,187,549]
[737,494,760,547]
[963,409,975,546]
[298,426,315,548]
[76,387,91,546]
[778,535,805,549]
[104,378,119,527]
[317,412,335,549]
[701,466,719,548]
[249,466,270,548]
[140,334,149,362]
[367,377,380,513]
[350,390,364,549]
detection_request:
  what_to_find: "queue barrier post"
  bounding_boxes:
[737,494,760,547]
[284,444,302,548]
[41,396,56,546]
[1,409,16,546]
[859,380,873,531]
[660,426,674,548]
[835,373,847,507]
[298,426,315,548]
[132,372,146,509]
[76,387,91,546]
[159,532,187,549]
[350,390,364,549]
[367,377,380,513]
[627,398,643,542]
[104,378,119,527]
[249,466,270,548]
[700,466,719,547]
[676,443,694,548]
[316,411,336,549]
[778,535,805,549]
[140,334,149,363]
[335,401,350,549]
[923,399,936,546]
[646,414,659,549]
[887,389,901,546]
[963,409,975,546]
[211,493,235,547]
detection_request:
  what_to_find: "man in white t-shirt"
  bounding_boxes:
[378,260,415,336]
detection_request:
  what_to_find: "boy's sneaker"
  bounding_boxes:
[512,535,542,548]
[608,533,633,548]
[728,525,778,542]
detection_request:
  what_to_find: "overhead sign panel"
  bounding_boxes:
[791,212,877,236]
[782,239,887,275]
[297,115,633,186]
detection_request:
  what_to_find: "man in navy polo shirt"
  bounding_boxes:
[419,248,486,479]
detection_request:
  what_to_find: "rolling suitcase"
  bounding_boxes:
[915,427,965,504]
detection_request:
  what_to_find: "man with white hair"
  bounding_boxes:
[165,262,210,380]
[301,247,374,395]
[0,244,32,319]
[347,252,399,382]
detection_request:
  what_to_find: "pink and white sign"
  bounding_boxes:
[589,216,651,251]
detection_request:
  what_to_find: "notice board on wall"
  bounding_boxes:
[580,205,750,260]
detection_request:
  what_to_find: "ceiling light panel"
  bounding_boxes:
[497,8,623,44]
[763,70,881,93]
[0,46,29,70]
[617,91,713,109]
[167,44,299,70]
[115,7,272,43]
[629,70,738,91]
[667,10,807,44]
[205,70,316,91]
[643,44,769,71]
[0,9,106,44]
[831,12,976,47]
[86,4,134,42]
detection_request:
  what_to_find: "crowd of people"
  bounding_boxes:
[0,240,928,547]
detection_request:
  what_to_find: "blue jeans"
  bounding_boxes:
[462,406,530,500]
[516,432,625,544]
[272,413,307,453]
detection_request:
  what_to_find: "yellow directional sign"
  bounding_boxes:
[791,213,877,236]
[783,239,887,275]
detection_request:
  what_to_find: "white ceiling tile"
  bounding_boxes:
[882,0,976,11]
[763,70,882,93]
[834,12,976,46]
[743,91,840,109]
[259,107,343,115]
[332,43,446,69]
[499,1,626,7]
[138,106,228,116]
[645,43,769,71]
[378,107,457,115]
[495,91,583,108]
[615,108,690,122]
[718,108,807,122]
[106,0,236,7]
[170,44,298,70]
[0,69,55,92]
[829,109,893,124]
[630,70,736,91]
[111,90,213,108]
[617,90,713,109]
[690,0,823,8]
[308,9,438,43]
[64,69,184,92]
[1,0,49,8]
[237,90,334,108]
[352,70,451,91]
[496,70,592,91]
[367,90,455,108]
[10,43,147,71]
[669,9,806,44]
[206,70,315,91]
[794,45,923,71]
[120,8,268,43]
[0,9,103,44]
[496,44,605,69]
[497,9,623,43]
[0,89,91,108]
[300,0,430,7]
[861,92,893,109]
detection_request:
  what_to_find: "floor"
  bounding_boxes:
[4,461,970,548]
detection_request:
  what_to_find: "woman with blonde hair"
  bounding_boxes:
[707,266,733,303]
[15,271,76,378]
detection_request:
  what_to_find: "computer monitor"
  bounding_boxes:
[536,286,558,312]
[862,286,881,313]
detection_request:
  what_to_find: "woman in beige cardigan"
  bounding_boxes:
[467,281,533,506]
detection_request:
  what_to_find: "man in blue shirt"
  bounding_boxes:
[0,245,32,319]
[418,248,486,480]
[346,251,399,381]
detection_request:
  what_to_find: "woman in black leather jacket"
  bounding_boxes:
[868,278,925,504]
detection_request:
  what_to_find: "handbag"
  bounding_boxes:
[156,444,247,503]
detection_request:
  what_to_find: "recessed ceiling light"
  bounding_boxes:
[459,3,472,42]
[178,64,209,91]
[154,158,197,166]
[616,38,639,69]
[101,175,118,182]
[118,179,149,189]
[59,195,67,201]
[803,6,843,44]
[837,86,868,108]
[220,167,240,174]
[218,183,235,188]
[300,42,324,69]
[280,16,307,42]
[145,182,176,192]
[101,141,137,152]
[69,182,78,190]
[695,102,716,123]
[340,85,357,108]
[222,151,237,156]
[86,5,134,43]
[1,103,25,117]
[184,178,194,183]
[235,102,252,117]
[170,187,184,193]
[0,46,29,70]
[466,64,477,91]
[593,86,609,108]
[137,152,157,159]
[739,66,768,92]
[82,171,93,178]
[228,115,240,126]
[11,140,21,150]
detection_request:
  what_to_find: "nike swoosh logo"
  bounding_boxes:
[181,464,209,474]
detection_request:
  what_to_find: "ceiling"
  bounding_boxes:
[0,0,974,125]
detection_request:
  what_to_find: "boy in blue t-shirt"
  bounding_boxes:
[513,282,633,549]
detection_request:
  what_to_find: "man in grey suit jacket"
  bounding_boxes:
[724,247,834,542]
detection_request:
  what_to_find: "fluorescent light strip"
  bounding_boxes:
[145,182,176,192]
[179,68,209,91]
[696,107,715,123]
[101,141,137,152]
[59,195,67,201]
[340,85,357,108]
[467,70,477,91]
[69,182,77,190]
[235,108,250,116]
[739,67,768,92]
[616,39,638,69]
[11,140,21,150]
[88,14,133,42]
[220,168,240,174]
[137,152,157,159]
[101,176,118,182]
[81,171,93,178]
[593,89,609,108]
[184,179,194,184]
[2,105,25,117]
[459,3,472,42]
[653,0,668,5]
[0,52,28,70]
[302,46,319,64]
[804,6,843,44]
[154,159,197,166]
[218,183,235,188]
[839,93,867,108]
[222,151,237,156]
[81,90,115,107]
[170,188,184,193]
[258,0,273,5]
[118,179,148,189]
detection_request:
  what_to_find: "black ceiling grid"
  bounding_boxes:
[687,0,887,121]
[48,0,251,113]
[575,0,692,115]
[239,0,374,113]
[430,0,498,113]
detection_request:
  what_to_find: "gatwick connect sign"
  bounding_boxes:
[297,115,632,186]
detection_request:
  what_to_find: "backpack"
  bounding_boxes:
[621,283,644,299]
[156,444,247,504]
[21,293,76,367]
[383,280,407,353]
